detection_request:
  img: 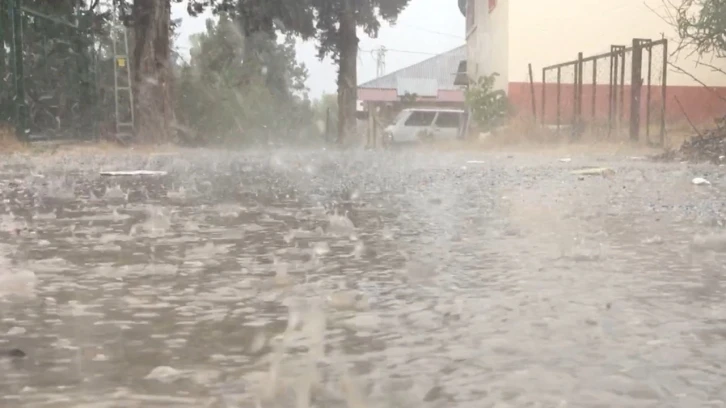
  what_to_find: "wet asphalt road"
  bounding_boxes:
[0,148,725,407]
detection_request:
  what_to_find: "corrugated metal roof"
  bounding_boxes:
[359,45,467,92]
[397,77,439,97]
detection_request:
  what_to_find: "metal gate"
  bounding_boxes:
[0,0,101,141]
[541,38,668,145]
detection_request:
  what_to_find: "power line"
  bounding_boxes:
[396,23,464,39]
[359,48,439,56]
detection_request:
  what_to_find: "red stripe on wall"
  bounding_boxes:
[508,82,726,126]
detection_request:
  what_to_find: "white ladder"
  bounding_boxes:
[111,22,134,142]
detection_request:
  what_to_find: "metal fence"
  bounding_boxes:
[0,0,110,141]
[541,38,668,145]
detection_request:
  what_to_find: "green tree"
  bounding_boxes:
[311,0,412,145]
[174,15,315,145]
[130,0,175,143]
[118,0,412,145]
[465,73,509,133]
[0,0,103,139]
[112,0,176,143]
[179,0,413,146]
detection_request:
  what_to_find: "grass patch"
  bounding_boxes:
[0,125,28,153]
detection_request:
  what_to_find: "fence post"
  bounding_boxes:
[645,42,653,144]
[528,63,537,121]
[609,46,618,138]
[660,39,668,146]
[556,66,561,134]
[541,68,546,127]
[629,39,644,142]
[0,0,5,122]
[619,46,626,136]
[572,55,579,139]
[10,0,27,141]
[576,52,584,139]
[592,58,597,121]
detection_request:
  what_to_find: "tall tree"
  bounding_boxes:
[183,0,316,127]
[186,0,413,146]
[311,0,412,145]
[129,0,411,145]
[131,0,175,143]
[175,14,312,144]
[185,0,315,63]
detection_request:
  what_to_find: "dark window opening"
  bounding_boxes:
[404,111,436,127]
[434,112,461,128]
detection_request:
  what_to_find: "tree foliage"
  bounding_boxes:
[0,0,103,138]
[184,0,315,37]
[182,0,411,59]
[2,0,415,144]
[173,15,318,145]
[311,0,411,60]
[672,0,726,57]
[181,0,413,145]
[311,0,412,144]
[465,73,509,132]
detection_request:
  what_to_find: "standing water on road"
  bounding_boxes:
[1,149,726,407]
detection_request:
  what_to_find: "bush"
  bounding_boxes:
[465,73,510,133]
[172,16,322,146]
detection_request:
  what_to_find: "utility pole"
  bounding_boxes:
[374,46,387,77]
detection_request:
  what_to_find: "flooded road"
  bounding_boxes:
[1,148,725,407]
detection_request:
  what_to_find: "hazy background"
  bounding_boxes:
[172,0,465,98]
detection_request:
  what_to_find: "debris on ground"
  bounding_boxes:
[654,116,726,164]
[692,177,711,186]
[571,167,615,177]
[100,170,168,177]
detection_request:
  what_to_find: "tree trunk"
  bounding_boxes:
[240,5,274,86]
[336,0,358,146]
[132,0,174,143]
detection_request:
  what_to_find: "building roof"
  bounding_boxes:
[358,45,467,94]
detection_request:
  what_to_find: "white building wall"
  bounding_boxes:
[466,0,509,91]
[489,0,509,90]
[507,0,726,87]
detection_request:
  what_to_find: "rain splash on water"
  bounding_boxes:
[1,148,726,407]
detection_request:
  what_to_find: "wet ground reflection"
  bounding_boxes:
[1,149,725,407]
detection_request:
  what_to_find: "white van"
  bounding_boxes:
[383,108,466,145]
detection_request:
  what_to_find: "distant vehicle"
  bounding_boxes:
[383,108,466,146]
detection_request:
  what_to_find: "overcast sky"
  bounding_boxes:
[171,0,465,99]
